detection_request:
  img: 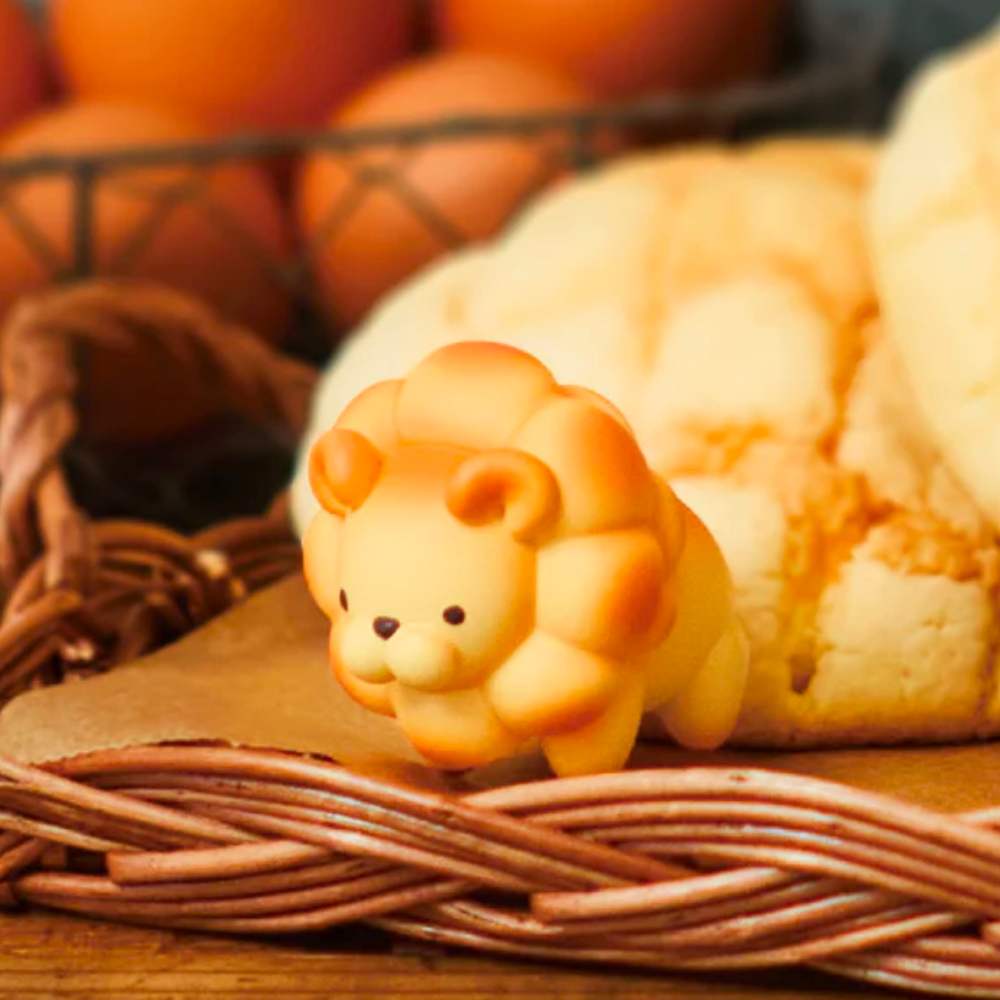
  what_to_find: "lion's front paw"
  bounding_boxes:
[392,685,522,770]
[540,677,646,776]
[485,631,623,738]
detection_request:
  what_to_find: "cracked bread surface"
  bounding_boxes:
[292,137,1000,748]
[871,23,1000,531]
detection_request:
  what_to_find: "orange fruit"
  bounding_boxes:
[49,0,417,133]
[0,0,51,132]
[295,51,598,331]
[0,101,295,443]
[432,0,787,100]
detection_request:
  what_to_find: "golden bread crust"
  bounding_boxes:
[871,26,1000,529]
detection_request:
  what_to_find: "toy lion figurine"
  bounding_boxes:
[303,341,749,776]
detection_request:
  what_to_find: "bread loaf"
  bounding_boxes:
[871,23,1000,531]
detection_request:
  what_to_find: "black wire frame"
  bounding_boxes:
[0,2,897,533]
[0,0,889,333]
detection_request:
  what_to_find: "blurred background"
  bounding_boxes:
[0,0,996,532]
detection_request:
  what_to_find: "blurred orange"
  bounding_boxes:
[0,101,295,442]
[295,51,598,332]
[49,0,417,133]
[432,0,786,100]
[0,0,51,132]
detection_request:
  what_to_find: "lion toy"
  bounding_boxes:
[303,341,749,777]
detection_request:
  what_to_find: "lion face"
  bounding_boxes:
[329,446,539,693]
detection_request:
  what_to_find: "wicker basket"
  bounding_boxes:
[0,281,314,691]
[0,283,996,999]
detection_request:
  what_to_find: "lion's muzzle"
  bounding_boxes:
[337,616,461,692]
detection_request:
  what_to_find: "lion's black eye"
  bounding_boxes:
[443,605,465,626]
[339,589,349,611]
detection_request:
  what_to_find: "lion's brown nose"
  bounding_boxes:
[373,616,400,640]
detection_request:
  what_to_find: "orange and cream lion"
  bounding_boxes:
[303,342,749,776]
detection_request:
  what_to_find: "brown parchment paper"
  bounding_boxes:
[0,575,422,768]
[0,572,997,811]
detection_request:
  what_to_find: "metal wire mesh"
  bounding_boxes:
[0,2,890,321]
[0,1,897,532]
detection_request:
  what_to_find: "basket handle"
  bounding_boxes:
[0,280,318,594]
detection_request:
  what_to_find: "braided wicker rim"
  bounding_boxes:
[0,281,316,699]
[0,283,998,997]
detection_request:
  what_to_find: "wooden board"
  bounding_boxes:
[0,909,878,999]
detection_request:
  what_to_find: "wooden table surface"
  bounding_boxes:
[0,909,878,999]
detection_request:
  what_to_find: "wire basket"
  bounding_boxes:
[0,1,893,535]
[0,0,890,333]
[5,7,1000,997]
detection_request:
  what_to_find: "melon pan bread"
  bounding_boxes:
[291,134,1000,750]
[871,20,1000,538]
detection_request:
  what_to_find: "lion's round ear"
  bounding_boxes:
[446,449,560,543]
[309,428,384,515]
